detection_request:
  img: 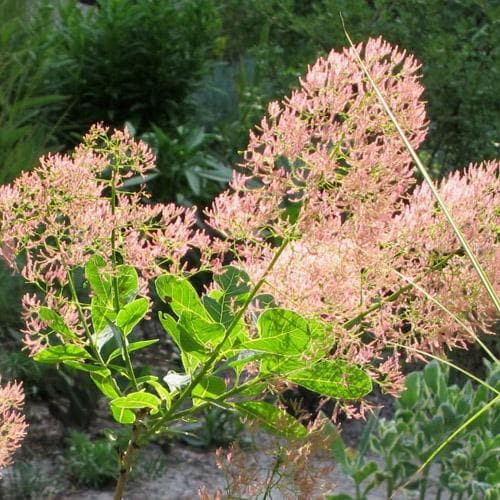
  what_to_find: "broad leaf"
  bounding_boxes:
[192,375,225,401]
[90,372,120,399]
[116,297,149,336]
[107,339,159,363]
[116,265,139,305]
[34,345,91,364]
[38,307,79,341]
[145,379,171,403]
[156,273,209,320]
[90,295,116,336]
[234,401,307,438]
[286,360,372,399]
[159,312,206,373]
[111,391,161,411]
[111,405,136,424]
[214,266,251,299]
[245,308,311,355]
[85,255,111,303]
[178,311,225,347]
[63,360,110,376]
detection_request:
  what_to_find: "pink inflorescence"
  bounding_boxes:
[0,124,209,355]
[206,38,499,399]
[0,380,27,473]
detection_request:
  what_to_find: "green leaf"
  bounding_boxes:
[145,379,171,402]
[178,312,225,347]
[38,307,79,341]
[34,345,91,364]
[159,312,206,373]
[423,360,442,392]
[85,255,112,302]
[156,273,209,320]
[116,265,139,305]
[111,404,136,424]
[399,371,421,409]
[214,266,251,299]
[111,391,161,411]
[203,267,251,329]
[90,372,120,399]
[107,339,159,363]
[93,323,116,353]
[244,308,311,355]
[192,375,225,401]
[234,401,307,438]
[202,294,232,328]
[286,360,372,399]
[116,298,149,336]
[91,295,116,336]
[63,360,110,376]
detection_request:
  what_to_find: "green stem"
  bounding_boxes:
[66,267,122,396]
[110,168,138,392]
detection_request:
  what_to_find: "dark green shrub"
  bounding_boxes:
[46,0,221,143]
[213,0,499,175]
[0,0,65,183]
[65,431,120,487]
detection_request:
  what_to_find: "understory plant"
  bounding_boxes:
[0,37,498,498]
[331,360,500,500]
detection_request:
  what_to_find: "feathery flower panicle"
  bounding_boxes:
[379,160,500,355]
[0,380,27,474]
[0,124,209,355]
[206,38,498,397]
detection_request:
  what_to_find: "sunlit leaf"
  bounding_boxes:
[286,360,372,399]
[116,297,149,336]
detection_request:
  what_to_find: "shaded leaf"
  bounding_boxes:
[234,401,307,438]
[107,339,159,362]
[34,345,91,364]
[38,307,79,340]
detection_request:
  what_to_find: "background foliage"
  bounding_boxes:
[0,0,497,492]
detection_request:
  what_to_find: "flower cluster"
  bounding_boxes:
[0,379,27,474]
[0,37,497,407]
[206,38,498,396]
[0,124,209,355]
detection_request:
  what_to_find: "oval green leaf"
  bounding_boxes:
[234,401,307,438]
